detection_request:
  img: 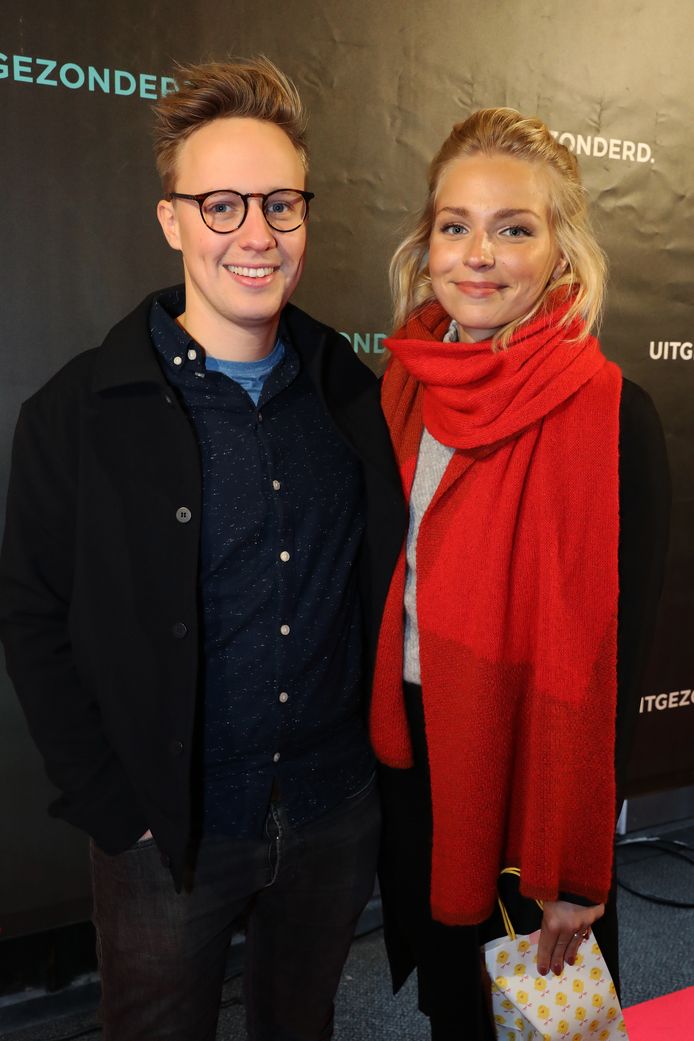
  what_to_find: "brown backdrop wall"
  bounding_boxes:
[1,0,691,936]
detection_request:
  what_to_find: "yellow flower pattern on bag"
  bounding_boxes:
[484,929,628,1040]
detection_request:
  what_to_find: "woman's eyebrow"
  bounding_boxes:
[437,206,541,219]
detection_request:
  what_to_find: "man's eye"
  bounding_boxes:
[203,195,243,219]
[267,201,290,215]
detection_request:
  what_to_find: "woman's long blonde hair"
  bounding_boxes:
[390,108,606,347]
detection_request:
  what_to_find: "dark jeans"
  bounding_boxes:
[90,782,379,1041]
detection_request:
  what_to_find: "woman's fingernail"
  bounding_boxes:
[567,957,575,966]
[538,964,548,976]
[553,963,562,975]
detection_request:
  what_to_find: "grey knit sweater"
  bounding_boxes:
[403,320,461,683]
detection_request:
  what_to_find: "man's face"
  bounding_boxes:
[157,117,307,352]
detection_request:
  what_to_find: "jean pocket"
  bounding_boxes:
[345,771,377,804]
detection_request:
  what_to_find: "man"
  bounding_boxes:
[0,57,405,1041]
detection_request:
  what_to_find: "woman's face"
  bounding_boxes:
[428,153,564,341]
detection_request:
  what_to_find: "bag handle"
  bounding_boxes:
[497,867,544,941]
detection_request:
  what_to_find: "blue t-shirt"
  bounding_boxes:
[205,340,285,404]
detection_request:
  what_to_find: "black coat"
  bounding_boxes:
[0,290,407,887]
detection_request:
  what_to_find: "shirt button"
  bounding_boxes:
[187,349,197,360]
[176,506,192,524]
[173,356,183,366]
[171,622,188,639]
[272,480,281,491]
[169,740,184,757]
[273,752,281,763]
[279,691,289,703]
[279,550,290,562]
[280,624,290,636]
[257,412,263,423]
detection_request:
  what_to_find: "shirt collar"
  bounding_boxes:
[150,287,286,378]
[149,288,207,377]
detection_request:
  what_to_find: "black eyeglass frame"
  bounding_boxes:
[165,188,315,234]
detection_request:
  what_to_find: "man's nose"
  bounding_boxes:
[237,198,277,248]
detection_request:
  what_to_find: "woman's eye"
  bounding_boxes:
[441,223,466,235]
[501,225,532,238]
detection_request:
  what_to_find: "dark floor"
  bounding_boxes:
[2,824,693,1041]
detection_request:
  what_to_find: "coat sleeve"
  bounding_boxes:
[614,379,671,795]
[558,379,670,906]
[0,388,147,849]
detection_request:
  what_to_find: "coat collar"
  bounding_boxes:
[90,286,401,493]
[91,285,333,394]
[91,289,170,393]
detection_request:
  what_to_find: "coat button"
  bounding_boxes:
[171,622,188,639]
[169,740,184,757]
[176,507,192,524]
[163,392,174,407]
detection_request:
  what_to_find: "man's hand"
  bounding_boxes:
[537,899,605,976]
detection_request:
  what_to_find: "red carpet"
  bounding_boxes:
[623,987,694,1040]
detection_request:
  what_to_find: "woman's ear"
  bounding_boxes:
[552,256,568,280]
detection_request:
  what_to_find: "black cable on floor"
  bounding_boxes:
[615,836,694,908]
[47,1027,100,1040]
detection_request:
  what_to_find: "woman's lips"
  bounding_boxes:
[454,281,502,297]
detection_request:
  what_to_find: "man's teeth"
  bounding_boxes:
[226,265,275,278]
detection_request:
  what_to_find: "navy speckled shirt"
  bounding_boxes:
[149,289,373,837]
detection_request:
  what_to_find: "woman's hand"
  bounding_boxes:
[537,900,604,976]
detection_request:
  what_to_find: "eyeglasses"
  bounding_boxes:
[166,188,315,234]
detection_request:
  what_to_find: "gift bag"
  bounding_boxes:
[482,870,629,1041]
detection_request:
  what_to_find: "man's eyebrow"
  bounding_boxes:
[437,206,541,220]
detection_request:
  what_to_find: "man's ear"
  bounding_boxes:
[157,199,182,252]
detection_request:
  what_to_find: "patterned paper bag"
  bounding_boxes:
[483,928,629,1041]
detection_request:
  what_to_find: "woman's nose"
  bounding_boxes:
[464,230,494,268]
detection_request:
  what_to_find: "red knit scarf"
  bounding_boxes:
[370,297,622,925]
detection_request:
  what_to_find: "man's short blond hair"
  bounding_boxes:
[152,56,308,194]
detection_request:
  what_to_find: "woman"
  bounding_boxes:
[370,109,670,1040]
